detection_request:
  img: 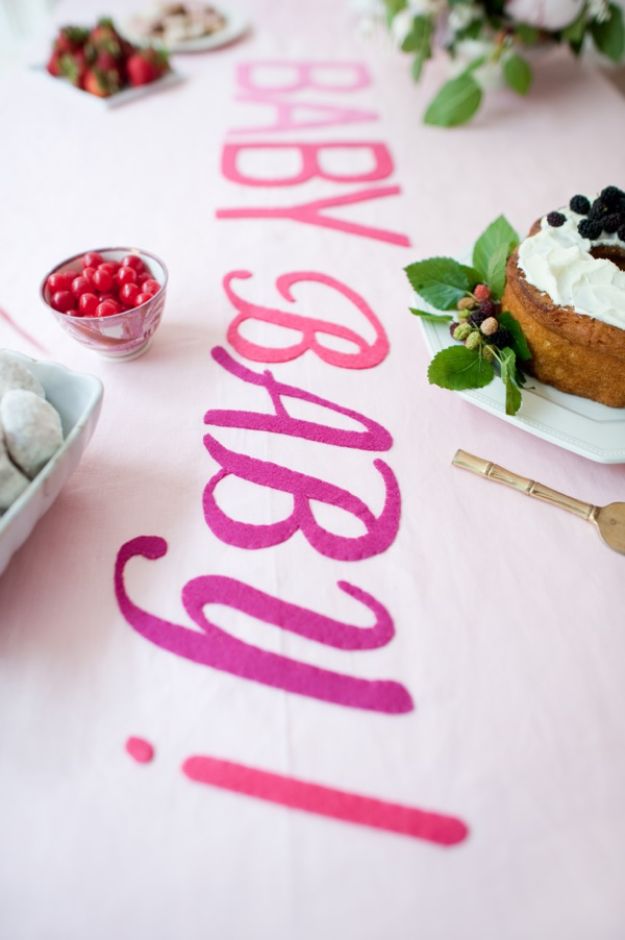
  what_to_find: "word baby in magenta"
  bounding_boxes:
[116,61,412,714]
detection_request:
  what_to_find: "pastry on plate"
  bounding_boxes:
[502,186,625,407]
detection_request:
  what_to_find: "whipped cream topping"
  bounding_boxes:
[517,201,625,330]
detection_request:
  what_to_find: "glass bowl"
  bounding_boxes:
[41,247,168,361]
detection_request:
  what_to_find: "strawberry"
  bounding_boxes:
[126,48,169,87]
[46,51,62,76]
[82,68,119,98]
[88,18,123,57]
[59,50,87,86]
[54,26,89,54]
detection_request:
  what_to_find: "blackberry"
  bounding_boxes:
[600,186,625,209]
[569,194,590,215]
[469,308,491,328]
[604,214,622,234]
[618,225,625,242]
[589,198,608,220]
[547,211,566,227]
[491,327,512,349]
[578,218,602,240]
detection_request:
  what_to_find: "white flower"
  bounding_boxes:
[505,0,585,30]
[391,8,415,44]
[448,3,481,33]
[452,38,502,89]
[588,0,610,22]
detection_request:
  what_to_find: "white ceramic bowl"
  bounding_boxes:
[0,351,103,576]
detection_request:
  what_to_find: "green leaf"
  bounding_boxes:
[472,215,519,286]
[499,347,522,415]
[405,256,471,309]
[409,307,453,323]
[384,0,406,26]
[499,311,531,361]
[428,345,495,391]
[411,52,427,81]
[486,242,511,299]
[515,23,540,45]
[591,3,625,62]
[503,53,533,95]
[562,8,587,43]
[402,14,432,54]
[423,73,482,128]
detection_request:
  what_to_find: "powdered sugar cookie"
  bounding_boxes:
[0,438,29,511]
[0,351,45,401]
[1,389,63,478]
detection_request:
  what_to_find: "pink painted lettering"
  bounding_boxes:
[216,185,411,246]
[236,61,371,95]
[222,141,393,187]
[203,346,400,559]
[207,346,393,451]
[115,536,413,714]
[230,96,378,134]
[224,270,389,368]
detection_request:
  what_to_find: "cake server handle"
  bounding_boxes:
[452,449,597,522]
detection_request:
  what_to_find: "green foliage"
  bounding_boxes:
[428,346,495,390]
[423,74,483,127]
[503,53,533,94]
[405,257,478,309]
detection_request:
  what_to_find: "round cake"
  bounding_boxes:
[502,187,625,408]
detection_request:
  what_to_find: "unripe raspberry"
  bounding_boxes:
[482,344,495,362]
[480,316,499,336]
[474,284,491,302]
[454,322,472,341]
[465,331,481,351]
[458,296,476,311]
[457,308,471,321]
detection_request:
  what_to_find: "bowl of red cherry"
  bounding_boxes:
[41,247,168,361]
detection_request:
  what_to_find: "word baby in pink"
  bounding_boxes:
[116,59,469,845]
[116,59,412,713]
[217,60,411,246]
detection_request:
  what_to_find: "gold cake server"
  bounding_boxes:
[452,449,625,555]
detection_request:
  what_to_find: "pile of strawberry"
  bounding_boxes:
[47,253,161,318]
[46,18,169,97]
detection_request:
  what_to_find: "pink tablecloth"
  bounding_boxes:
[1,2,625,937]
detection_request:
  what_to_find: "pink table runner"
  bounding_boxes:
[1,1,625,936]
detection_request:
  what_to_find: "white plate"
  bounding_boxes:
[33,65,185,108]
[122,7,249,54]
[0,352,103,576]
[420,315,625,464]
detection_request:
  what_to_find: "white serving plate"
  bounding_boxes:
[0,352,103,576]
[420,316,625,464]
[122,7,249,53]
[33,65,184,108]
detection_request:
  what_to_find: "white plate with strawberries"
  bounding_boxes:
[39,17,184,107]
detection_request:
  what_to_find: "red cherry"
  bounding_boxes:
[99,261,119,276]
[134,292,151,306]
[47,271,74,293]
[96,299,120,317]
[93,269,113,292]
[51,290,76,313]
[79,292,99,316]
[116,266,137,287]
[82,266,97,285]
[122,254,145,273]
[71,275,91,297]
[141,278,160,296]
[83,252,103,268]
[120,283,140,306]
